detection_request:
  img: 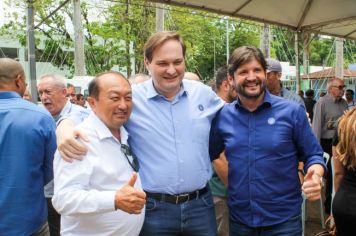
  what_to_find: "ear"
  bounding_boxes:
[227,74,234,86]
[144,58,151,73]
[87,96,96,110]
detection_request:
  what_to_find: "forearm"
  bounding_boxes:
[212,152,228,186]
[52,189,116,216]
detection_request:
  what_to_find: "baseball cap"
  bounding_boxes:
[266,58,282,73]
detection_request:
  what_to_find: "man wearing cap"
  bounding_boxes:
[266,58,305,106]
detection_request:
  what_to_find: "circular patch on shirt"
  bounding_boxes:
[198,104,204,111]
[268,117,276,125]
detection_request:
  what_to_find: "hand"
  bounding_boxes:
[302,169,322,201]
[115,172,146,214]
[56,119,89,162]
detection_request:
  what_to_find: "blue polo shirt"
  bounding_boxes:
[126,79,224,194]
[209,91,326,227]
[0,92,57,235]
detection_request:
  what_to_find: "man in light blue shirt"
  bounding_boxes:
[56,31,223,235]
[38,73,90,236]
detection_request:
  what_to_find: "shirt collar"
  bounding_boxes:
[53,99,71,122]
[146,78,187,100]
[89,112,129,144]
[0,91,21,99]
[234,90,272,111]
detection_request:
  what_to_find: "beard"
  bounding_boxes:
[233,79,266,99]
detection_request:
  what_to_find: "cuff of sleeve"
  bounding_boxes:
[97,191,117,211]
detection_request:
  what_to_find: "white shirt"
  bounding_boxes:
[52,112,144,236]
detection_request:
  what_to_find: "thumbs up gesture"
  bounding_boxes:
[302,169,322,201]
[115,172,146,214]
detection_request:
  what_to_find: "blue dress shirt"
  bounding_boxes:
[126,79,224,194]
[209,91,326,227]
[0,92,57,235]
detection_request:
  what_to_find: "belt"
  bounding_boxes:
[145,185,209,204]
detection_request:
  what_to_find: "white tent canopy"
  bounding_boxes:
[149,0,356,40]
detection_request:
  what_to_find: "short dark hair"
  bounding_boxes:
[67,83,75,89]
[306,89,314,97]
[215,66,228,91]
[89,71,127,100]
[346,89,354,96]
[144,31,186,62]
[76,93,84,100]
[227,46,267,77]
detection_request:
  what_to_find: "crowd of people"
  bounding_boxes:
[1,31,355,236]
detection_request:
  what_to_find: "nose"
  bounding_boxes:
[117,98,128,110]
[246,70,257,81]
[166,64,176,75]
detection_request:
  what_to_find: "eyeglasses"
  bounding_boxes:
[121,144,139,172]
[332,85,346,90]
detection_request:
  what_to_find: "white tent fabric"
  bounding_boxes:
[149,0,356,40]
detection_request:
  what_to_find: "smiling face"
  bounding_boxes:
[144,39,185,100]
[229,58,266,100]
[38,77,67,116]
[88,73,132,136]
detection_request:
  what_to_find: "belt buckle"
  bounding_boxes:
[175,193,190,204]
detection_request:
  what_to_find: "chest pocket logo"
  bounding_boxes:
[268,117,276,125]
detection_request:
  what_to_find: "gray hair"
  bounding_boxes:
[38,73,66,89]
[327,77,343,90]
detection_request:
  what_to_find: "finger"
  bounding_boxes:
[68,138,88,155]
[59,150,73,163]
[60,145,84,161]
[304,169,314,181]
[134,190,146,199]
[74,130,90,142]
[127,172,138,187]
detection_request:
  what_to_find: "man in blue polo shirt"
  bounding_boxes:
[209,46,326,235]
[0,58,57,235]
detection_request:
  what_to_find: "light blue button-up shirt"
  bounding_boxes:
[126,79,224,194]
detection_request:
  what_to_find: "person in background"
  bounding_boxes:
[76,93,86,108]
[332,108,356,236]
[209,65,237,236]
[265,58,305,107]
[305,89,316,122]
[298,90,305,101]
[38,73,90,236]
[185,71,201,81]
[23,88,33,102]
[67,83,77,104]
[128,73,150,85]
[210,46,326,236]
[319,91,326,98]
[345,89,355,109]
[312,77,348,215]
[0,58,57,235]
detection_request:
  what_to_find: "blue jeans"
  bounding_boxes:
[140,190,217,236]
[229,215,302,236]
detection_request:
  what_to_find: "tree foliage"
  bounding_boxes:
[1,0,355,80]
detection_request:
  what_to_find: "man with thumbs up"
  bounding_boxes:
[209,46,326,235]
[52,71,145,236]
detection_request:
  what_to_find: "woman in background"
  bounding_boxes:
[332,107,356,236]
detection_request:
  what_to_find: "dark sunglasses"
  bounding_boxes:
[120,144,139,172]
[332,85,346,90]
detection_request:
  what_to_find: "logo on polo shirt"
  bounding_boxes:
[268,117,276,125]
